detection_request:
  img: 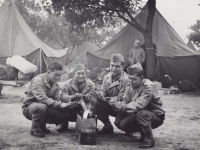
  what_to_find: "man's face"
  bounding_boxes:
[48,70,62,83]
[134,41,140,48]
[110,61,123,76]
[74,70,86,83]
[129,74,143,89]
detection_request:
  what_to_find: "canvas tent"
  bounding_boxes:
[86,6,200,88]
[67,41,99,67]
[0,0,68,77]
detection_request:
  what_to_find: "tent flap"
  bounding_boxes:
[156,56,200,88]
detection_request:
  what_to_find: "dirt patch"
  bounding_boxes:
[0,87,200,150]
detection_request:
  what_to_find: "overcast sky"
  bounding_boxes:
[156,0,200,42]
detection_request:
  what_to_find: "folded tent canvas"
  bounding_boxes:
[86,5,200,88]
[0,0,68,78]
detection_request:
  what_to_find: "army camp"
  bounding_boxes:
[0,0,200,150]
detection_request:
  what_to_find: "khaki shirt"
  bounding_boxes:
[22,73,61,109]
[60,78,95,102]
[129,47,145,65]
[123,79,165,115]
[100,71,129,102]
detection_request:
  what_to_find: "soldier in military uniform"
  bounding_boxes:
[22,62,70,138]
[60,64,95,130]
[112,63,165,148]
[94,53,129,135]
[129,39,145,65]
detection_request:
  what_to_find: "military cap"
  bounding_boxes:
[127,62,143,76]
[135,39,141,44]
[74,64,86,72]
[110,53,124,62]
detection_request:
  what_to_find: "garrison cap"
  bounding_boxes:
[127,62,143,76]
[135,39,141,44]
[110,53,124,62]
[74,64,86,72]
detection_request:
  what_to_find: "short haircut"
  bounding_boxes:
[135,70,144,78]
[110,61,124,66]
[48,62,63,71]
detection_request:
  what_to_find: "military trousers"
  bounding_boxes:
[67,105,83,122]
[93,100,119,124]
[22,102,69,125]
[114,110,164,133]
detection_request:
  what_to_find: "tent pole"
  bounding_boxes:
[83,51,87,66]
[8,5,14,56]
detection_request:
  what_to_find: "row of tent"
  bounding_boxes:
[0,0,67,77]
[85,5,200,88]
[0,0,99,77]
[0,0,200,88]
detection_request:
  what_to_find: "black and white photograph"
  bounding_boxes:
[0,0,200,149]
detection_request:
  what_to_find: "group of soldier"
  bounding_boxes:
[22,39,165,149]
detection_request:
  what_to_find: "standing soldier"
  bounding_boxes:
[60,64,95,130]
[113,62,165,148]
[22,62,70,138]
[129,39,145,65]
[94,53,129,135]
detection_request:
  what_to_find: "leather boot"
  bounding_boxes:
[135,128,145,143]
[139,126,155,149]
[56,122,69,132]
[39,123,50,133]
[97,121,113,135]
[30,121,45,138]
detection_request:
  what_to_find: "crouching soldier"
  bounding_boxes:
[113,63,165,148]
[60,64,95,130]
[94,53,129,135]
[22,62,70,138]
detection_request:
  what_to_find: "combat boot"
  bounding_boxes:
[39,123,50,133]
[135,128,145,143]
[139,126,155,148]
[30,121,45,138]
[97,122,113,135]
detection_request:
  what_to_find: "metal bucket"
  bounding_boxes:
[76,114,97,145]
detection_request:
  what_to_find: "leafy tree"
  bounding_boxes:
[43,0,157,80]
[188,20,200,47]
[15,0,124,64]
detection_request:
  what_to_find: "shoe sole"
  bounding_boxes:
[30,132,45,138]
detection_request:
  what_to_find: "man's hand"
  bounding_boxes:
[61,102,69,108]
[108,98,116,105]
[74,93,83,98]
[71,93,83,102]
[102,97,111,102]
[61,102,79,109]
[67,101,79,108]
[112,101,123,111]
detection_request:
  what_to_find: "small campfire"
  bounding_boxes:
[76,92,98,145]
